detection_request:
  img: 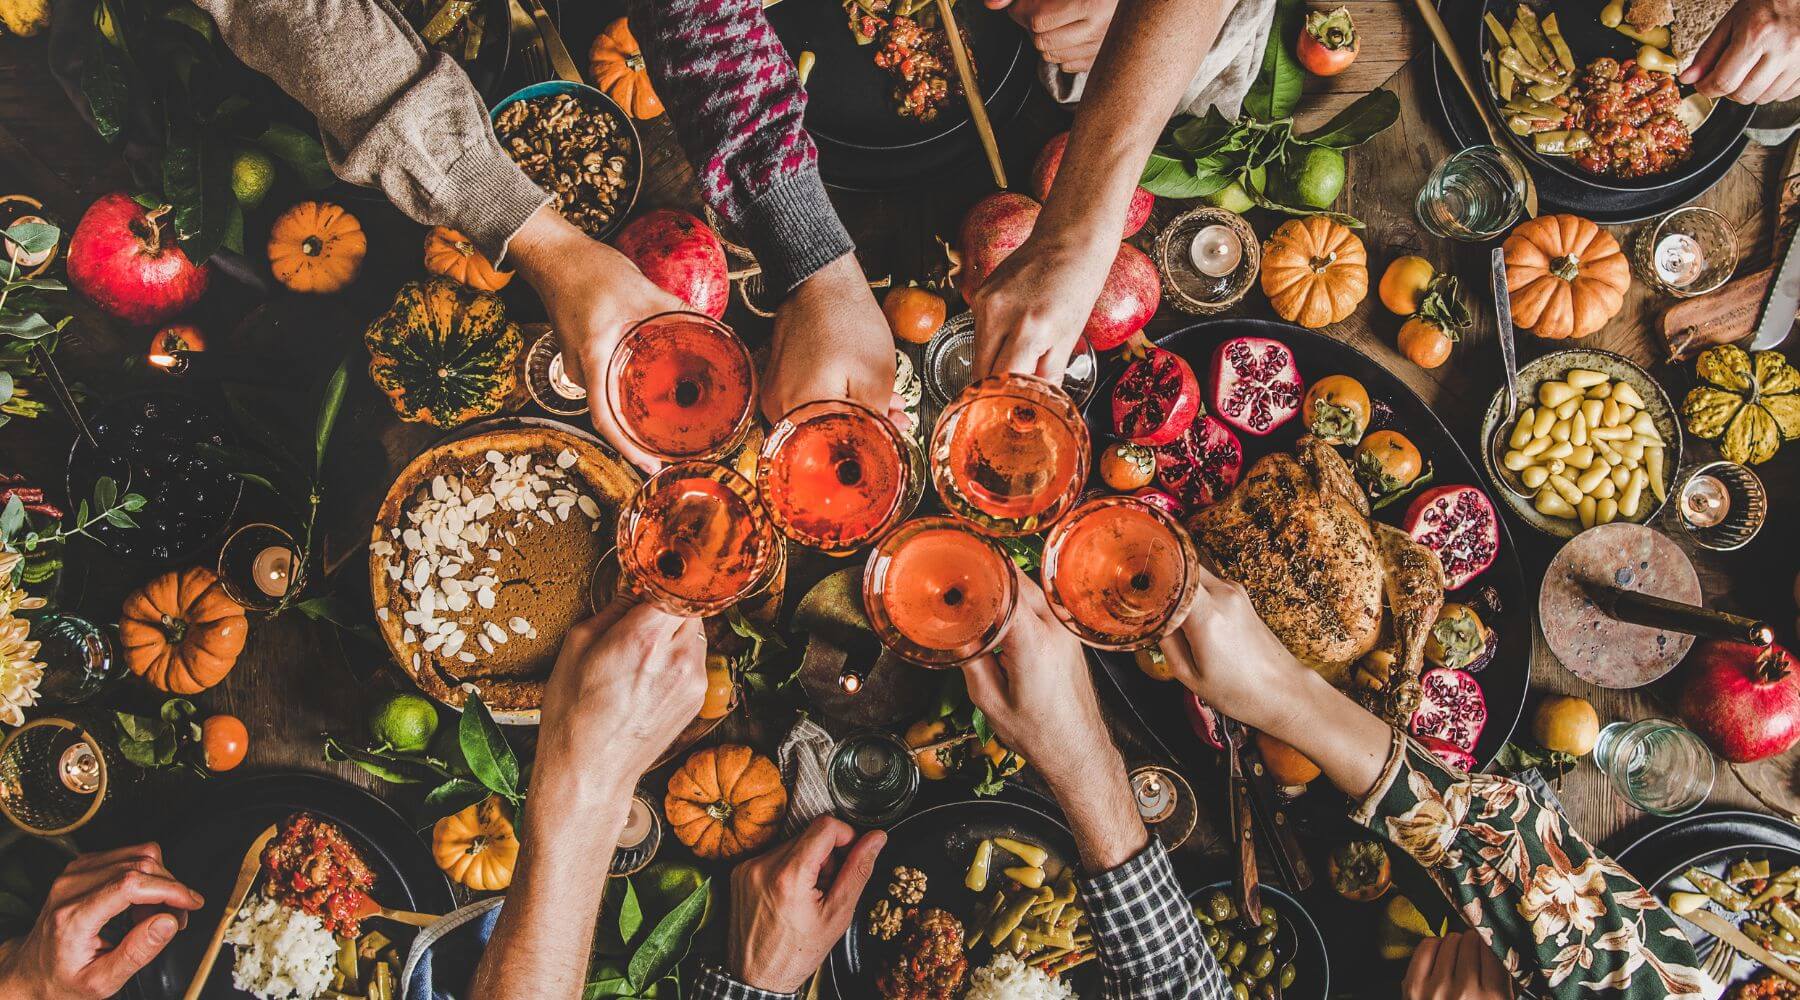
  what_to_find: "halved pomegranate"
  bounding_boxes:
[1404,485,1499,590]
[1131,486,1185,520]
[1111,348,1201,446]
[1153,415,1243,512]
[1184,692,1229,752]
[1208,336,1304,436]
[1409,667,1488,753]
[1413,733,1477,772]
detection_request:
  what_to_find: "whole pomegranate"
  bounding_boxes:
[1153,415,1243,512]
[66,193,209,325]
[1111,347,1200,446]
[1404,485,1499,590]
[611,209,728,318]
[1030,132,1155,238]
[957,191,1041,295]
[1083,243,1160,351]
[1676,640,1800,764]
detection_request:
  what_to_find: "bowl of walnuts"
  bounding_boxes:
[491,81,643,240]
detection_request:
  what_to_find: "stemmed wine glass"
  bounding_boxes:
[930,373,1089,537]
[757,399,924,556]
[1040,495,1200,650]
[607,311,757,463]
[862,516,1017,667]
[616,463,783,617]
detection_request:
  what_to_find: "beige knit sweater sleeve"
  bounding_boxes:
[196,0,548,260]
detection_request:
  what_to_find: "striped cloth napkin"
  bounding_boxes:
[778,716,838,837]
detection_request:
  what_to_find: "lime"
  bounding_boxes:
[368,693,439,752]
[637,860,713,931]
[1204,180,1255,214]
[1286,146,1346,208]
[230,149,277,209]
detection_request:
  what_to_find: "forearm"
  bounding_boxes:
[625,0,852,293]
[1035,0,1230,246]
[196,0,546,259]
[468,769,632,1000]
[1247,666,1393,802]
[1044,746,1148,873]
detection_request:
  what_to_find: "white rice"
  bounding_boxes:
[965,953,1077,1000]
[223,895,339,1000]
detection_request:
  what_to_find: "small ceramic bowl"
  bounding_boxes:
[490,80,643,241]
[1192,882,1330,998]
[1479,348,1683,538]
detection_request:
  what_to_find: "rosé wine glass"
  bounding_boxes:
[1040,495,1199,650]
[863,516,1017,667]
[757,399,924,556]
[930,373,1089,537]
[616,462,782,617]
[607,311,757,463]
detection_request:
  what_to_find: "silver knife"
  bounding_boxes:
[1753,231,1800,349]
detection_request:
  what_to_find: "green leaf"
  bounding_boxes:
[970,707,993,745]
[162,112,206,245]
[1139,152,1232,200]
[314,357,350,474]
[617,878,643,947]
[292,595,382,645]
[583,978,633,1000]
[102,509,140,530]
[971,761,1006,797]
[75,500,89,528]
[119,494,147,512]
[1244,0,1304,121]
[1170,110,1237,153]
[421,777,488,817]
[256,123,336,190]
[0,496,23,540]
[160,698,197,723]
[322,736,454,784]
[0,313,60,341]
[626,880,710,990]
[1245,184,1365,228]
[1296,90,1401,148]
[2,223,58,259]
[458,693,520,801]
[92,476,118,514]
[80,33,132,143]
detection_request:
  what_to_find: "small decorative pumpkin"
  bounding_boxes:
[1501,214,1628,340]
[119,566,248,694]
[1260,217,1367,328]
[423,226,512,291]
[665,744,787,860]
[268,201,366,293]
[589,18,663,119]
[432,795,518,891]
[365,278,522,427]
[1682,344,1800,465]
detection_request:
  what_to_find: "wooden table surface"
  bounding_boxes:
[2,0,1798,978]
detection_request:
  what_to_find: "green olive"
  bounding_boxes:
[1253,922,1277,945]
[1256,983,1277,1000]
[1231,983,1250,1000]
[1206,890,1234,922]
[1259,905,1278,927]
[1279,962,1297,988]
[1193,903,1215,926]
[1226,940,1248,968]
[1248,947,1276,979]
[1204,927,1223,952]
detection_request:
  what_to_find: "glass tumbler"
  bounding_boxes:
[1593,719,1715,817]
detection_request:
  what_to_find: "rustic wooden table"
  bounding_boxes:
[1,0,1798,988]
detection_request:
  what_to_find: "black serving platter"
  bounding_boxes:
[827,796,1102,997]
[412,0,512,103]
[1083,319,1531,773]
[131,771,454,1000]
[1432,0,1750,222]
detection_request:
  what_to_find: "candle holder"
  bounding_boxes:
[1,194,60,279]
[217,523,306,612]
[922,312,1098,410]
[0,716,117,835]
[610,792,664,876]
[522,328,589,418]
[1631,207,1736,298]
[1128,764,1198,850]
[1668,460,1766,551]
[1153,206,1259,315]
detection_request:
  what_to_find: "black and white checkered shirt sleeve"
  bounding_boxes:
[693,963,794,1000]
[1078,839,1231,1000]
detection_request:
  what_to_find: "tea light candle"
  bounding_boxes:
[59,741,102,795]
[1131,768,1177,824]
[251,545,296,598]
[618,795,655,850]
[1189,224,1244,278]
[1680,474,1731,528]
[1654,232,1704,288]
[524,331,589,417]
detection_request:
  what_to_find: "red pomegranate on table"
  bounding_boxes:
[1083,243,1160,353]
[1030,131,1155,239]
[1675,640,1800,764]
[957,191,1040,296]
[1403,485,1499,591]
[611,208,728,319]
[66,193,209,326]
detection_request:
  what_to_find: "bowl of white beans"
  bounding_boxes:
[1479,348,1682,538]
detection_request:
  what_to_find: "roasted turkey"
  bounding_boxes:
[1190,436,1446,723]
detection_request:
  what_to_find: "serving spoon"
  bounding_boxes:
[183,824,278,1000]
[1487,247,1532,501]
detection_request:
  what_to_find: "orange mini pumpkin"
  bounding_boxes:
[268,201,366,293]
[1260,217,1368,328]
[665,744,787,860]
[119,566,248,694]
[1502,214,1629,340]
[589,18,663,119]
[432,795,518,891]
[423,226,512,291]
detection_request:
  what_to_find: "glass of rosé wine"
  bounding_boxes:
[930,373,1089,537]
[607,311,757,463]
[757,399,924,556]
[1040,495,1199,650]
[616,462,783,617]
[863,516,1018,667]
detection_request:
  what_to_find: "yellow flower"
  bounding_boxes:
[0,612,43,727]
[1385,768,1471,868]
[0,551,45,619]
[1517,856,1610,944]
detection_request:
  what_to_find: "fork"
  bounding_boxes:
[508,0,550,82]
[1700,935,1739,986]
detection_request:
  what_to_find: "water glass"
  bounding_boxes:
[1415,145,1529,241]
[28,613,120,704]
[1593,719,1715,817]
[827,730,919,826]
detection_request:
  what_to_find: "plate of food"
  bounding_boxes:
[828,797,1102,999]
[399,0,512,101]
[1655,844,1800,996]
[369,418,641,724]
[1474,1,1753,192]
[1085,319,1531,774]
[1190,881,1330,998]
[131,771,454,1000]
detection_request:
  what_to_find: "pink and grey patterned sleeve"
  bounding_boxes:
[627,0,856,295]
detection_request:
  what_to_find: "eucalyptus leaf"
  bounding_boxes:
[0,497,20,542]
[1296,90,1401,149]
[103,509,140,530]
[0,313,60,341]
[1243,0,1304,121]
[2,223,58,259]
[626,880,710,990]
[458,694,520,801]
[314,357,350,474]
[93,476,118,513]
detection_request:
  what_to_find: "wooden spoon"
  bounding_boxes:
[348,891,440,929]
[182,824,277,1000]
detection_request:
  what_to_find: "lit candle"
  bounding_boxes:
[1654,232,1704,288]
[1131,768,1177,824]
[618,795,655,850]
[524,331,589,417]
[1189,224,1243,278]
[59,741,102,795]
[251,545,296,598]
[1680,474,1731,528]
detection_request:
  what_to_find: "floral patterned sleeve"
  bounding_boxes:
[1352,731,1708,999]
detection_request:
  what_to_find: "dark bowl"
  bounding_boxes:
[490,81,644,241]
[1193,881,1331,999]
[409,0,512,102]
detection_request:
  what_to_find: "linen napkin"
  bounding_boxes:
[1036,0,1278,120]
[778,715,839,836]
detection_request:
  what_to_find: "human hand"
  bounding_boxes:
[763,254,905,430]
[984,0,1117,73]
[1156,562,1315,735]
[537,602,707,792]
[0,844,203,1000]
[970,229,1114,384]
[727,816,885,994]
[508,205,685,472]
[1680,0,1800,104]
[1403,932,1514,1000]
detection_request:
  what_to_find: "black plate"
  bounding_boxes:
[1432,0,1750,221]
[409,0,512,103]
[131,771,454,1000]
[1084,319,1531,772]
[1191,881,1331,999]
[828,797,1100,996]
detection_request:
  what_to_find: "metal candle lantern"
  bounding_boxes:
[1670,461,1767,551]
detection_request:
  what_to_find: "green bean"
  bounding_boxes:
[1540,13,1576,75]
[419,0,471,44]
[1730,858,1771,885]
[1533,129,1592,155]
[1773,900,1800,938]
[1686,868,1754,911]
[1499,47,1562,87]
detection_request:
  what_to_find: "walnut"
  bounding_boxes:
[867,898,904,941]
[494,93,634,238]
[887,866,927,905]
